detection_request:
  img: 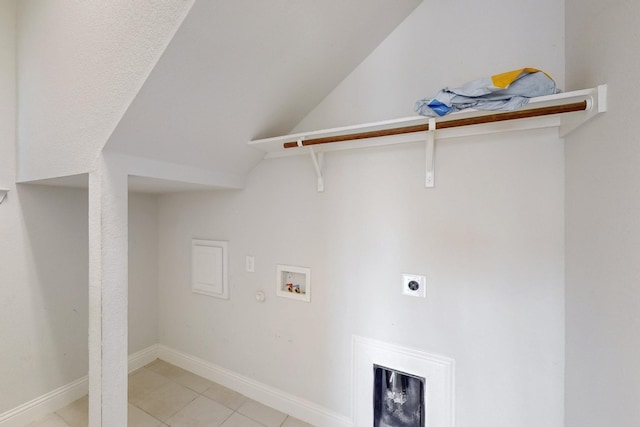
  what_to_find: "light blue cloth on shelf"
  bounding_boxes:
[415,70,560,117]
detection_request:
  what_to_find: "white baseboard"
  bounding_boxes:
[157,345,353,427]
[0,345,160,427]
[128,344,161,373]
[0,344,350,427]
[0,376,88,427]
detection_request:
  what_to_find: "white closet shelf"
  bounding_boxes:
[249,85,607,191]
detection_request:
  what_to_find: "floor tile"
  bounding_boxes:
[32,361,308,427]
[219,412,266,427]
[129,403,164,427]
[281,416,315,427]
[55,395,88,427]
[237,399,287,427]
[145,359,190,380]
[202,383,247,411]
[25,413,71,427]
[135,381,199,421]
[173,370,215,393]
[129,368,172,404]
[165,395,233,427]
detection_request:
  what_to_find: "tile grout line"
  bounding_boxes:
[36,360,307,427]
[132,364,271,427]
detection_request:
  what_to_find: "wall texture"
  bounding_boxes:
[0,5,157,406]
[294,0,565,132]
[565,1,640,426]
[0,185,89,415]
[0,0,16,185]
[16,0,194,182]
[129,193,159,355]
[0,1,87,413]
[157,1,566,425]
[0,3,90,410]
[158,130,565,426]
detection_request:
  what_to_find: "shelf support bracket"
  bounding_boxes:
[0,188,8,205]
[426,118,436,188]
[560,84,608,137]
[299,138,324,192]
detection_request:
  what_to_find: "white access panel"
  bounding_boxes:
[191,239,229,299]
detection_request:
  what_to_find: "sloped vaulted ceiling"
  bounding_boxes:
[105,0,422,180]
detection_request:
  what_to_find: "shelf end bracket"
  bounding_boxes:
[426,118,436,188]
[560,84,608,137]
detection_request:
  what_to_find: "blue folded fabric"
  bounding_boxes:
[415,69,560,117]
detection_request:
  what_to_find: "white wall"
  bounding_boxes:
[0,5,157,407]
[159,131,565,426]
[294,0,565,132]
[0,0,16,186]
[0,3,90,412]
[0,184,90,415]
[16,0,194,182]
[129,193,159,354]
[157,1,566,425]
[565,1,640,426]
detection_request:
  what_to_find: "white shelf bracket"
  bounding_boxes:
[0,188,8,205]
[300,138,324,192]
[560,84,608,137]
[426,118,436,188]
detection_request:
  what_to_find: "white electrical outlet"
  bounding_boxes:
[402,273,426,298]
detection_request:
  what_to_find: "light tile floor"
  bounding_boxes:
[27,360,314,427]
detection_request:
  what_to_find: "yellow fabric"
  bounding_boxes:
[491,67,549,89]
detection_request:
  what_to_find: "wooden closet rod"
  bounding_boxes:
[283,100,588,149]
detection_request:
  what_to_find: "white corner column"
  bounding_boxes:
[88,154,128,426]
